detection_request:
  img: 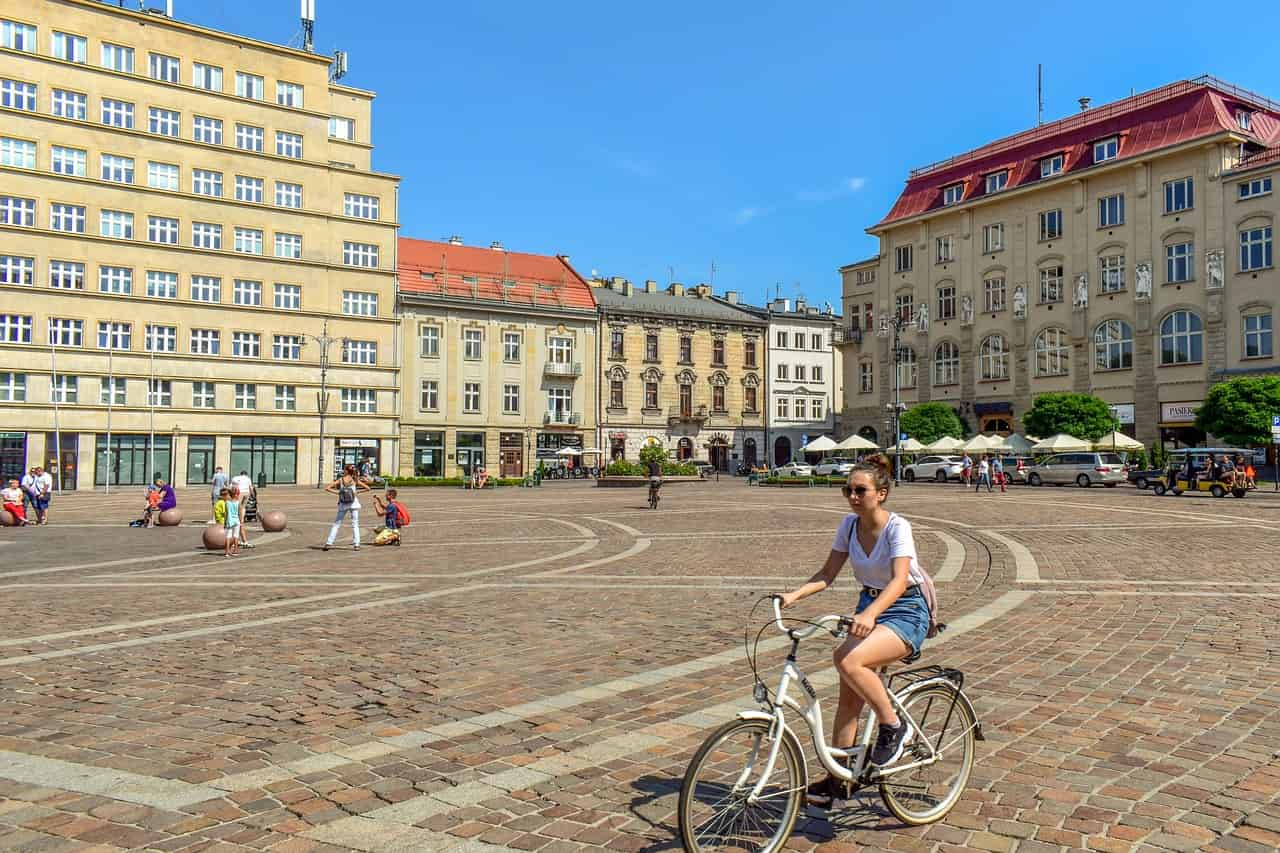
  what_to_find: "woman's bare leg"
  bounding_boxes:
[833,626,910,727]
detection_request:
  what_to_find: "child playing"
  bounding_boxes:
[213,488,229,526]
[372,489,405,546]
[223,490,241,557]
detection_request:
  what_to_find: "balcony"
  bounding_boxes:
[543,410,581,427]
[668,405,708,424]
[832,326,863,347]
[544,360,582,378]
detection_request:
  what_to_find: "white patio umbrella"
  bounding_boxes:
[924,435,965,452]
[1003,433,1037,455]
[578,447,604,455]
[833,433,880,451]
[887,437,927,454]
[800,435,838,453]
[1092,430,1144,452]
[1031,433,1092,453]
[555,447,582,456]
[960,433,998,453]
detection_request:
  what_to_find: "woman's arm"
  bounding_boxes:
[323,478,339,495]
[356,480,371,492]
[778,549,847,607]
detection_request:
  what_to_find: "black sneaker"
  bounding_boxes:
[869,721,913,767]
[804,773,847,807]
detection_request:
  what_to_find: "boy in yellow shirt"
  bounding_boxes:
[213,488,229,526]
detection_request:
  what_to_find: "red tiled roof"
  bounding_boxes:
[874,77,1280,229]
[398,237,597,311]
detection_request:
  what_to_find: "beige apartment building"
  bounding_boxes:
[397,237,599,479]
[0,0,399,488]
[837,77,1280,449]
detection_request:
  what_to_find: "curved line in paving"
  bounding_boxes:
[931,528,967,582]
[0,529,294,579]
[974,528,1041,582]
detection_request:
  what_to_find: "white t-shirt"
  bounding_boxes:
[832,512,927,590]
[37,472,53,493]
[978,459,990,474]
[232,474,254,497]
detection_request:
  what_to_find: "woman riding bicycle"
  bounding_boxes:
[777,454,931,804]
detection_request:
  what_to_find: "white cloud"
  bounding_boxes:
[735,206,766,225]
[847,177,867,191]
[794,176,868,203]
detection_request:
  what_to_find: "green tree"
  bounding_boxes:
[899,402,965,444]
[1195,376,1280,447]
[638,443,669,467]
[1022,393,1118,441]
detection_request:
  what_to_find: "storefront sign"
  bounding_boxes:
[336,438,379,448]
[1108,404,1135,425]
[609,431,628,440]
[536,432,583,459]
[1160,401,1202,424]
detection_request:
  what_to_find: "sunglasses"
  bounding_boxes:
[841,485,875,497]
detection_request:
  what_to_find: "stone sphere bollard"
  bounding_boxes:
[158,507,184,526]
[259,510,287,532]
[201,524,227,550]
[0,509,15,527]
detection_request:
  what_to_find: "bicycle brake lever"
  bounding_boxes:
[833,617,852,640]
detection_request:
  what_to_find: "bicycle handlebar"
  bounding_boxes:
[770,595,848,640]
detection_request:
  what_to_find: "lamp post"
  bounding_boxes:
[876,307,924,486]
[306,319,342,487]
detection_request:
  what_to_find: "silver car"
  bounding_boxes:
[1026,452,1126,487]
[813,457,855,477]
[902,455,964,482]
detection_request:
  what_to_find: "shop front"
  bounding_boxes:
[609,431,627,461]
[333,438,379,478]
[0,431,26,482]
[456,431,485,476]
[96,434,170,487]
[231,437,297,484]
[536,431,583,461]
[414,431,444,477]
[1107,404,1136,439]
[186,435,216,485]
[44,432,78,490]
[1158,401,1205,448]
[499,432,524,477]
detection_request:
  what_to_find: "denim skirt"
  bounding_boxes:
[855,586,930,655]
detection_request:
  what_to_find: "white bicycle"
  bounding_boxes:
[677,595,983,852]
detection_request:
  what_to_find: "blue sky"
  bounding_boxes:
[188,1,1280,310]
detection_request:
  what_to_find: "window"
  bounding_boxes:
[979,334,1009,380]
[0,372,25,402]
[50,203,85,233]
[342,340,377,365]
[276,81,304,107]
[1240,226,1273,271]
[1167,241,1194,282]
[0,137,33,169]
[49,260,83,289]
[149,52,179,82]
[192,116,224,145]
[420,380,439,411]
[502,384,520,413]
[191,222,222,249]
[895,245,912,272]
[462,328,482,359]
[274,233,302,259]
[275,181,302,208]
[1040,154,1063,177]
[100,153,134,184]
[190,275,220,303]
[274,284,301,310]
[97,321,131,349]
[1100,254,1125,292]
[0,314,31,342]
[99,210,133,239]
[234,383,256,410]
[274,385,296,411]
[192,168,223,197]
[342,242,378,267]
[503,331,521,362]
[813,398,825,420]
[936,235,954,263]
[192,63,222,91]
[744,338,757,367]
[51,146,86,176]
[1098,193,1124,227]
[235,175,263,202]
[148,161,179,190]
[1159,310,1203,365]
[777,397,790,419]
[329,116,355,140]
[235,124,264,152]
[679,335,692,363]
[895,292,914,323]
[100,98,134,128]
[933,341,959,385]
[51,88,86,119]
[985,171,1008,193]
[795,364,807,381]
[645,333,659,361]
[1093,136,1118,163]
[190,328,220,355]
[462,383,480,413]
[276,131,303,159]
[1237,109,1253,131]
[712,338,726,365]
[937,284,956,320]
[420,325,440,357]
[343,193,379,220]
[745,385,758,412]
[792,394,804,418]
[232,331,260,358]
[102,377,126,405]
[100,42,134,73]
[233,227,262,254]
[1034,328,1069,376]
[610,380,625,409]
[51,375,78,404]
[1039,266,1063,303]
[144,324,176,353]
[983,276,1006,313]
[47,318,83,347]
[776,330,788,348]
[233,279,263,306]
[1164,177,1193,213]
[0,196,33,227]
[52,32,87,63]
[146,270,178,298]
[1244,312,1273,359]
[342,290,378,316]
[272,334,302,360]
[610,329,624,358]
[147,216,179,245]
[645,382,658,409]
[777,363,789,380]
[192,381,215,408]
[1039,209,1062,240]
[235,72,264,100]
[943,183,964,206]
[0,20,35,52]
[148,107,179,137]
[1,79,36,111]
[1240,176,1272,199]
[897,347,917,388]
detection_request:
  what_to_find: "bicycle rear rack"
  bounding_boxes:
[887,663,964,692]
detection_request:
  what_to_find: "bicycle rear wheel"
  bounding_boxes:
[678,718,804,853]
[878,684,975,825]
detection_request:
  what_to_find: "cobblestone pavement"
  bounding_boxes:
[1,481,1278,852]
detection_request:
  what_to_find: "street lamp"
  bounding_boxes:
[877,307,925,486]
[305,319,344,487]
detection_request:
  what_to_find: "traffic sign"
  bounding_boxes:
[900,432,908,441]
[1273,415,1280,427]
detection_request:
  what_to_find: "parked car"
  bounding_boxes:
[813,457,855,477]
[1127,466,1164,490]
[772,461,814,478]
[1025,452,1126,487]
[902,455,964,482]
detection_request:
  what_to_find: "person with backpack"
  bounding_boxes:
[323,464,369,551]
[777,453,937,805]
[371,488,409,546]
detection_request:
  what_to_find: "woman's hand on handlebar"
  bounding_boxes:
[849,611,876,639]
[775,591,799,609]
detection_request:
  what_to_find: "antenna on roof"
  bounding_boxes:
[300,0,315,53]
[1037,63,1044,126]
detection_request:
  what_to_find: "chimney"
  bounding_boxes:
[795,298,807,312]
[669,282,685,297]
[1078,97,1091,112]
[770,297,790,313]
[644,280,657,293]
[694,283,712,298]
[447,235,463,246]
[489,240,504,251]
[724,290,739,304]
[805,306,818,316]
[622,281,633,296]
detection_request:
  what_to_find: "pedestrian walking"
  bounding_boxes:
[223,488,241,557]
[20,467,37,520]
[210,466,229,508]
[961,454,973,487]
[992,456,1006,493]
[323,464,369,551]
[33,466,52,524]
[974,456,992,492]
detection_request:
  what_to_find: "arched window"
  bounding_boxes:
[1093,320,1132,370]
[933,341,959,385]
[896,346,917,388]
[1033,327,1069,376]
[978,334,1008,380]
[1159,310,1203,364]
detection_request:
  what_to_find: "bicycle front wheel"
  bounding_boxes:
[678,718,804,853]
[879,684,976,825]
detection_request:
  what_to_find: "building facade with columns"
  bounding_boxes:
[837,76,1280,449]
